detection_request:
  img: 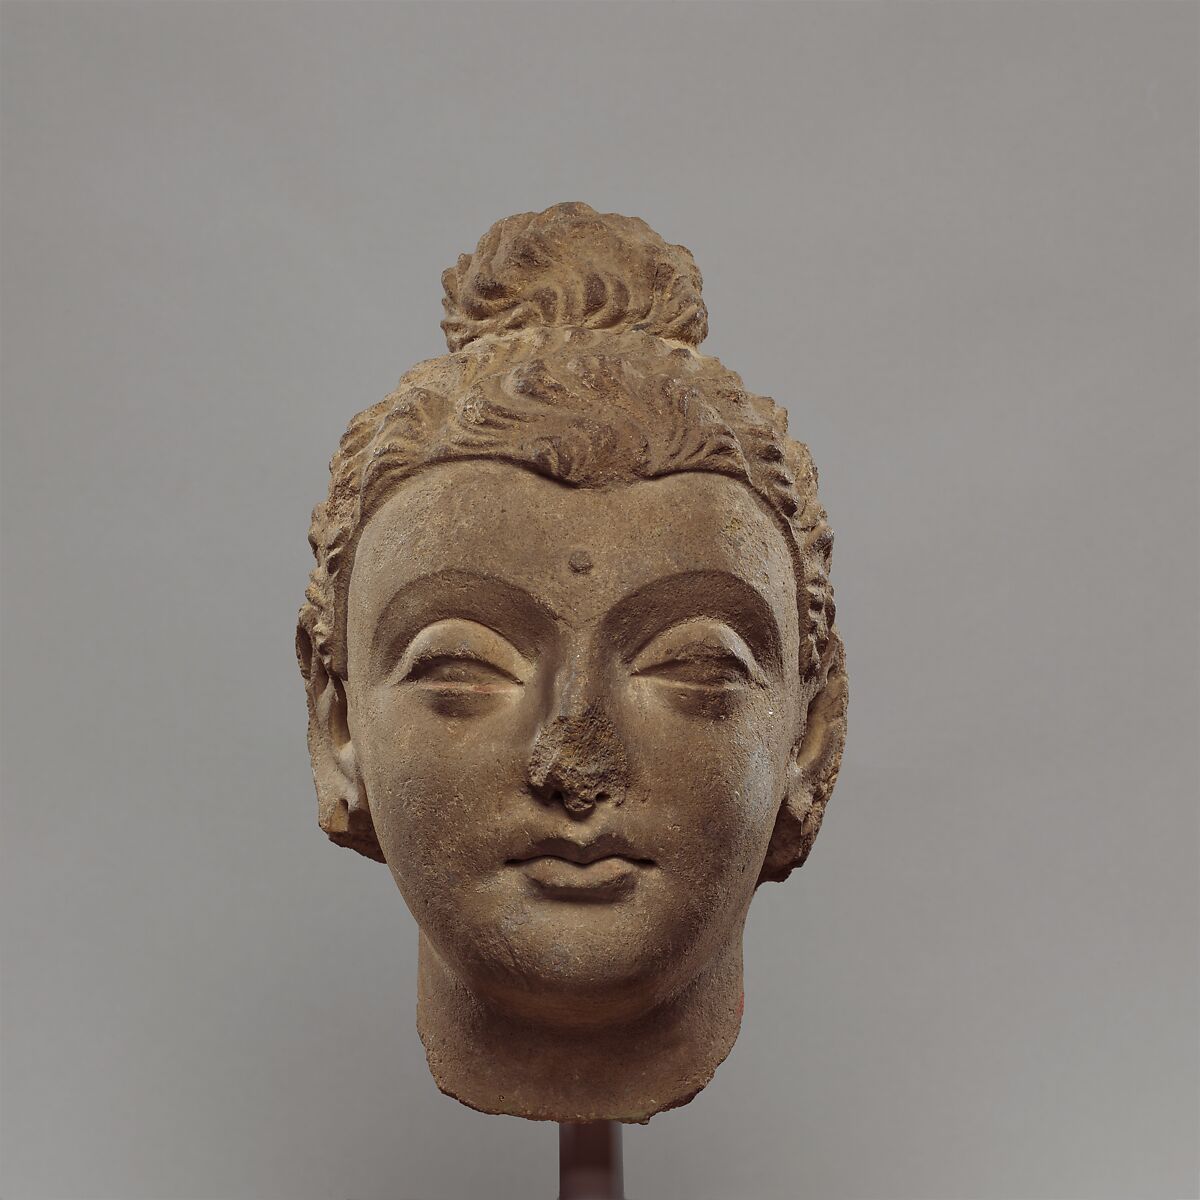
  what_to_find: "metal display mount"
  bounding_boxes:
[558,1121,625,1200]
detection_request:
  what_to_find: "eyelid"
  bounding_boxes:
[403,648,523,685]
[392,619,531,686]
[629,618,762,683]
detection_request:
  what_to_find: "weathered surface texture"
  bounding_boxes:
[298,202,847,1121]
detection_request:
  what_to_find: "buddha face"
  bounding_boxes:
[340,460,804,1026]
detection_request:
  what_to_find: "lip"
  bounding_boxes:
[507,834,656,902]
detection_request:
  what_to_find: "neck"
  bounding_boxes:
[415,933,745,1123]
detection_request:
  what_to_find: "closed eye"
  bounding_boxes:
[389,619,531,695]
[403,651,522,690]
[633,644,754,690]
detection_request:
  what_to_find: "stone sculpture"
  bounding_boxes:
[297,202,848,1123]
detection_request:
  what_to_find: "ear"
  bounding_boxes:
[298,629,385,863]
[759,638,848,884]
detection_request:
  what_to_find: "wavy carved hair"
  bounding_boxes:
[298,203,845,877]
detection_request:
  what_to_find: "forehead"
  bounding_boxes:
[347,461,797,644]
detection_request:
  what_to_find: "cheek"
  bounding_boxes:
[350,687,530,885]
[619,684,791,878]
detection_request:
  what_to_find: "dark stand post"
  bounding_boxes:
[557,1121,625,1200]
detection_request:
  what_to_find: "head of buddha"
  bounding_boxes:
[297,202,848,1123]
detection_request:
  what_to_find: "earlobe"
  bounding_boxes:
[301,634,386,863]
[759,639,848,884]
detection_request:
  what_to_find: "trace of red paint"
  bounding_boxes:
[737,991,745,1017]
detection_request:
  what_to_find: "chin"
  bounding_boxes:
[443,903,712,1026]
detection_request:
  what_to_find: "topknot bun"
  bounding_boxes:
[441,201,708,352]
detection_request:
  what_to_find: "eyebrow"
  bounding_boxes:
[363,568,558,674]
[602,570,784,676]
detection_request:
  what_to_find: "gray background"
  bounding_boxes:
[2,3,1196,1198]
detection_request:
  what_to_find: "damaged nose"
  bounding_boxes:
[527,706,629,817]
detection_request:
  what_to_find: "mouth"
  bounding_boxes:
[506,835,656,902]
